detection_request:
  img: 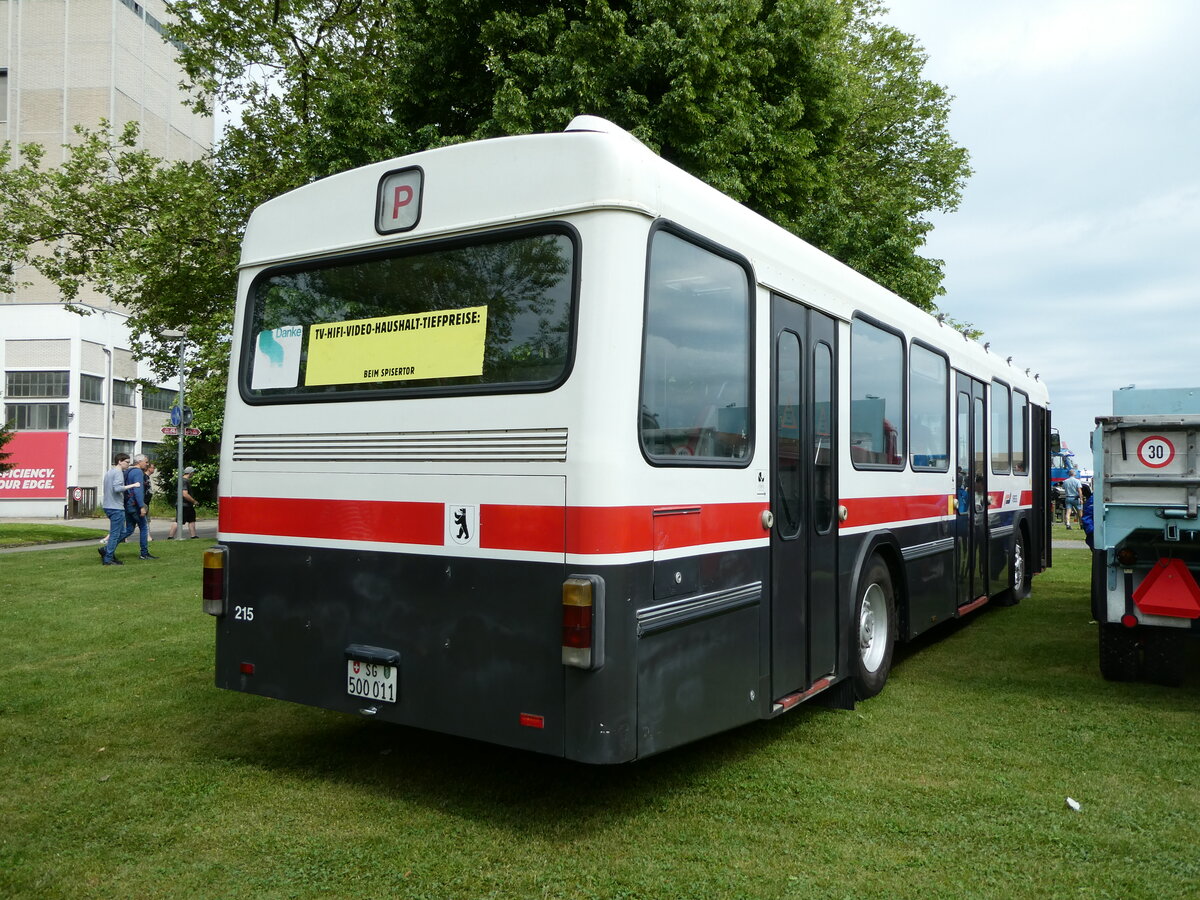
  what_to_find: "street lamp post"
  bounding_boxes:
[163,330,186,537]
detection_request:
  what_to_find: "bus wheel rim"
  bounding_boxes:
[859,583,888,672]
[1013,537,1026,588]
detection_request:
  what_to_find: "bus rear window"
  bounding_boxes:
[243,229,576,400]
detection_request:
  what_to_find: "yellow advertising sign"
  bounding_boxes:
[305,306,488,386]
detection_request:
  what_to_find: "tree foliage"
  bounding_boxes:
[0,0,970,463]
[0,419,15,474]
[0,123,238,382]
[168,0,969,308]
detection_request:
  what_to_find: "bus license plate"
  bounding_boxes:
[346,659,397,703]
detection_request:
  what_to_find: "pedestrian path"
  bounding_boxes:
[0,516,217,554]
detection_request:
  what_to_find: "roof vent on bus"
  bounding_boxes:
[565,115,621,134]
[564,116,646,146]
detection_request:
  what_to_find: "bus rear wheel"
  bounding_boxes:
[852,556,896,700]
[997,529,1030,606]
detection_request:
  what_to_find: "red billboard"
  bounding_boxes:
[0,431,69,498]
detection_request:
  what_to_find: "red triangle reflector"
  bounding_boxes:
[1133,558,1200,619]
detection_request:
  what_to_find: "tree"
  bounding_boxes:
[0,419,15,475]
[0,0,970,436]
[0,123,239,381]
[169,0,969,309]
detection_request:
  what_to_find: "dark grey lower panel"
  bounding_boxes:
[215,541,572,756]
[214,541,771,763]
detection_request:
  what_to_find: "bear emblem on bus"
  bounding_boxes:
[447,504,478,547]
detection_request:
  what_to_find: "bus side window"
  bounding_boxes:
[850,316,905,469]
[909,343,949,471]
[639,229,752,464]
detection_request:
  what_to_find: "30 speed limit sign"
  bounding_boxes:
[1136,435,1175,468]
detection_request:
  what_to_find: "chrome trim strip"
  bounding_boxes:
[637,582,763,637]
[901,537,955,561]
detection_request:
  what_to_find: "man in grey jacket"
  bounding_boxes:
[99,452,134,566]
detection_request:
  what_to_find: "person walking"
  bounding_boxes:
[167,466,199,540]
[99,453,135,566]
[1063,469,1083,529]
[124,454,157,560]
[143,462,156,541]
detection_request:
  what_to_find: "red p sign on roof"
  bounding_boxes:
[376,167,423,234]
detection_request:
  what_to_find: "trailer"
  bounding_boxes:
[1091,387,1200,684]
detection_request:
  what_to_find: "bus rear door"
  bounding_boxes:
[770,296,839,701]
[955,375,989,607]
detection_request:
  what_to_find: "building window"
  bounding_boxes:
[144,386,177,412]
[112,380,137,407]
[5,403,69,430]
[111,440,136,459]
[6,370,69,398]
[850,317,905,468]
[639,229,752,464]
[1,68,8,125]
[81,374,104,404]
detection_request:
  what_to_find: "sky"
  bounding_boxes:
[880,0,1200,468]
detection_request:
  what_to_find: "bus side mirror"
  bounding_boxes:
[1049,431,1061,454]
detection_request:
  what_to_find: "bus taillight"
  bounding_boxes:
[203,546,228,617]
[562,575,605,670]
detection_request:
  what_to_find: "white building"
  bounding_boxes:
[1,0,212,517]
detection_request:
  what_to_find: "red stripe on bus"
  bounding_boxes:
[220,497,767,554]
[568,503,768,554]
[839,494,950,528]
[222,492,1030,551]
[487,503,768,554]
[481,504,566,552]
[220,496,444,546]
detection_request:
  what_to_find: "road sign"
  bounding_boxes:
[184,427,202,437]
[161,426,202,436]
[1137,435,1175,469]
[161,426,178,435]
[170,405,182,427]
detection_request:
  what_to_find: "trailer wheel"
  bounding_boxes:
[1098,624,1140,682]
[1143,628,1187,687]
[852,556,896,700]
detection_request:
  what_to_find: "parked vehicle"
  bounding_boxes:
[202,117,1053,761]
[1091,387,1200,684]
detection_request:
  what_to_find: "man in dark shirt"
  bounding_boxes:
[124,454,157,560]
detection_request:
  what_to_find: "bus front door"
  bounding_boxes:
[955,375,988,606]
[770,296,838,700]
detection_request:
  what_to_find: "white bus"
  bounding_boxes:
[203,116,1052,763]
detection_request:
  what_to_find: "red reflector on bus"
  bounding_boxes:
[1121,614,1138,628]
[240,662,255,675]
[203,567,224,600]
[519,713,545,729]
[562,603,592,649]
[203,547,228,617]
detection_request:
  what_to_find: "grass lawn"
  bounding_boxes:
[0,523,107,548]
[1051,518,1089,543]
[1,544,1197,899]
